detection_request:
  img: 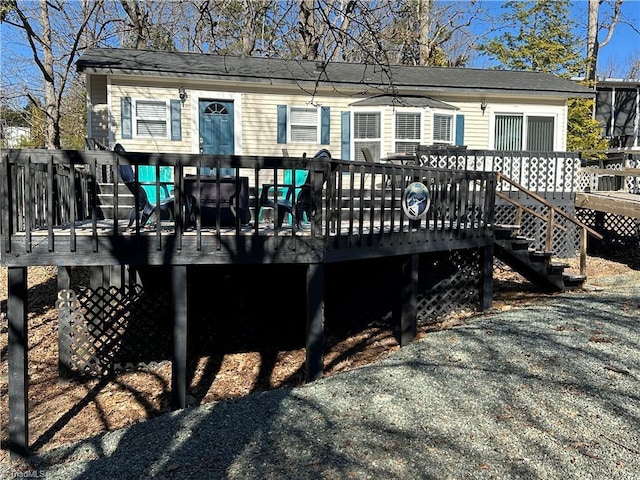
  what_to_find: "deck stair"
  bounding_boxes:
[493,224,586,292]
[97,182,136,220]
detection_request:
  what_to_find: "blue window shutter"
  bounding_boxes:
[170,99,182,141]
[277,105,287,144]
[341,111,350,160]
[121,96,132,139]
[320,106,330,145]
[455,114,465,146]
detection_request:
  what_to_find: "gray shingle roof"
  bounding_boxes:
[76,48,594,98]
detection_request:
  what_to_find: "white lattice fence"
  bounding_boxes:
[416,148,580,195]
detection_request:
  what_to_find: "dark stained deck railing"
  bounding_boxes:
[1,149,497,267]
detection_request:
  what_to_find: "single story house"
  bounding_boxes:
[76,48,593,162]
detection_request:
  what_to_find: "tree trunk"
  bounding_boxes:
[417,0,432,66]
[586,0,599,82]
[40,0,60,149]
[298,0,317,60]
[121,0,149,49]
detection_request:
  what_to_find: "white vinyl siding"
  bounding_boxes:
[395,112,421,154]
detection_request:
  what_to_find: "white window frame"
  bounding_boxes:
[393,109,423,154]
[490,108,559,151]
[432,111,454,144]
[352,109,383,161]
[134,99,170,139]
[288,106,320,143]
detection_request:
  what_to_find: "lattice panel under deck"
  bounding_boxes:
[416,249,482,324]
[576,208,640,249]
[58,251,486,377]
[57,286,172,377]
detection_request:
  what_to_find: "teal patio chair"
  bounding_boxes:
[137,165,174,205]
[258,151,309,225]
[259,149,333,228]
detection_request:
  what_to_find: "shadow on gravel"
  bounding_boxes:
[28,285,639,479]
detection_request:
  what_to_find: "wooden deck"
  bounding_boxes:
[576,165,640,218]
[1,148,499,457]
[1,149,497,267]
[575,191,640,218]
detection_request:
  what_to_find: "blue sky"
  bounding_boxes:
[1,0,638,107]
[471,0,640,77]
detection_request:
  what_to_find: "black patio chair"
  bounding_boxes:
[114,143,174,228]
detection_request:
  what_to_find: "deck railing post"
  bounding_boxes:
[580,227,587,276]
[546,208,555,252]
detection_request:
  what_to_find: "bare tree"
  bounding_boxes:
[586,0,623,81]
[120,0,150,49]
[1,0,102,148]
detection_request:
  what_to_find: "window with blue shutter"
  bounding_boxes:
[121,96,132,139]
[455,114,465,146]
[341,111,350,160]
[277,105,287,143]
[321,106,330,145]
[170,99,182,141]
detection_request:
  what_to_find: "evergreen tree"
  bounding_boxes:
[478,0,583,77]
[567,83,608,158]
[479,0,605,156]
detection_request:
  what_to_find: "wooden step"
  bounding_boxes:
[528,250,553,262]
[563,274,587,289]
[494,224,521,240]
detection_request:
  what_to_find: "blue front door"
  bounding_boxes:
[199,100,234,175]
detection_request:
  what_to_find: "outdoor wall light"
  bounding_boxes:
[179,86,187,105]
[480,98,488,115]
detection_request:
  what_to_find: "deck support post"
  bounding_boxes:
[480,244,494,311]
[400,254,418,347]
[305,263,324,382]
[57,266,72,381]
[89,266,106,289]
[171,265,188,410]
[57,266,71,292]
[8,267,28,458]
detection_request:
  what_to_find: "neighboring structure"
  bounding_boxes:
[76,48,593,161]
[0,124,30,148]
[595,78,640,152]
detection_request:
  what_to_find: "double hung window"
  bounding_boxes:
[433,113,453,144]
[289,107,319,143]
[395,112,421,154]
[121,96,181,141]
[353,112,381,161]
[135,100,168,138]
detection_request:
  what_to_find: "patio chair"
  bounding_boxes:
[114,143,175,228]
[259,149,334,229]
[258,150,309,225]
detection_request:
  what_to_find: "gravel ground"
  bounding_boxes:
[4,271,639,480]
